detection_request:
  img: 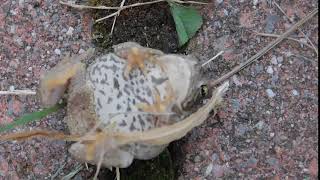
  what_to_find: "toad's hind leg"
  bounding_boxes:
[38,49,94,107]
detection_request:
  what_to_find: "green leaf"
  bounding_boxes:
[168,2,203,46]
[0,103,65,133]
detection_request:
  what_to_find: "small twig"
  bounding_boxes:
[108,111,175,116]
[116,167,120,180]
[201,51,224,67]
[110,0,126,35]
[288,54,317,63]
[60,0,207,22]
[51,163,66,180]
[255,32,316,52]
[208,8,318,88]
[96,11,119,22]
[60,0,207,10]
[0,90,36,95]
[273,1,318,56]
[62,164,83,180]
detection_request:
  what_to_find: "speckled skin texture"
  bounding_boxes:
[37,42,202,169]
[66,48,187,168]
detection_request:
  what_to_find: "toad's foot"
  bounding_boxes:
[113,42,164,79]
[136,85,175,126]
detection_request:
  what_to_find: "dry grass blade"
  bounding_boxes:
[60,0,207,22]
[62,164,83,180]
[0,81,229,147]
[110,0,126,35]
[60,0,207,10]
[201,51,224,67]
[273,2,318,56]
[0,130,82,142]
[0,90,36,95]
[208,8,318,88]
[254,32,317,53]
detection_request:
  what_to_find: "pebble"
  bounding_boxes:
[255,121,264,130]
[235,124,248,136]
[292,89,299,96]
[212,165,224,178]
[246,157,258,168]
[9,59,20,69]
[267,66,273,74]
[232,75,242,86]
[66,26,74,36]
[253,0,258,6]
[277,56,283,63]
[211,153,219,162]
[231,99,240,111]
[266,89,276,98]
[216,0,223,4]
[223,9,229,16]
[266,157,279,169]
[270,132,275,137]
[9,86,15,91]
[78,49,85,54]
[205,163,213,177]
[271,56,278,65]
[265,14,280,33]
[54,48,61,55]
[193,155,202,163]
[25,46,31,51]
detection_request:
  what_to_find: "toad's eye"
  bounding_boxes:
[200,85,208,97]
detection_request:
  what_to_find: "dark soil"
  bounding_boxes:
[91,0,178,53]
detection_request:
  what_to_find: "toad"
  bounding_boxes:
[36,42,228,171]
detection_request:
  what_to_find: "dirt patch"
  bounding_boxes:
[90,0,178,53]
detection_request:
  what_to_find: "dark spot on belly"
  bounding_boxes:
[107,97,113,103]
[98,90,105,95]
[136,96,148,104]
[97,98,102,109]
[146,88,152,96]
[151,76,168,85]
[119,120,127,127]
[139,144,148,148]
[129,122,136,131]
[139,118,145,128]
[132,99,136,105]
[123,88,131,96]
[113,77,120,89]
[133,116,136,122]
[117,104,121,110]
[109,55,117,63]
[100,79,106,84]
[146,117,152,123]
[136,89,140,93]
[117,91,123,98]
[126,105,131,112]
[139,79,144,84]
[92,65,98,75]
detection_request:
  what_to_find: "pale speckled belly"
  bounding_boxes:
[87,53,171,159]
